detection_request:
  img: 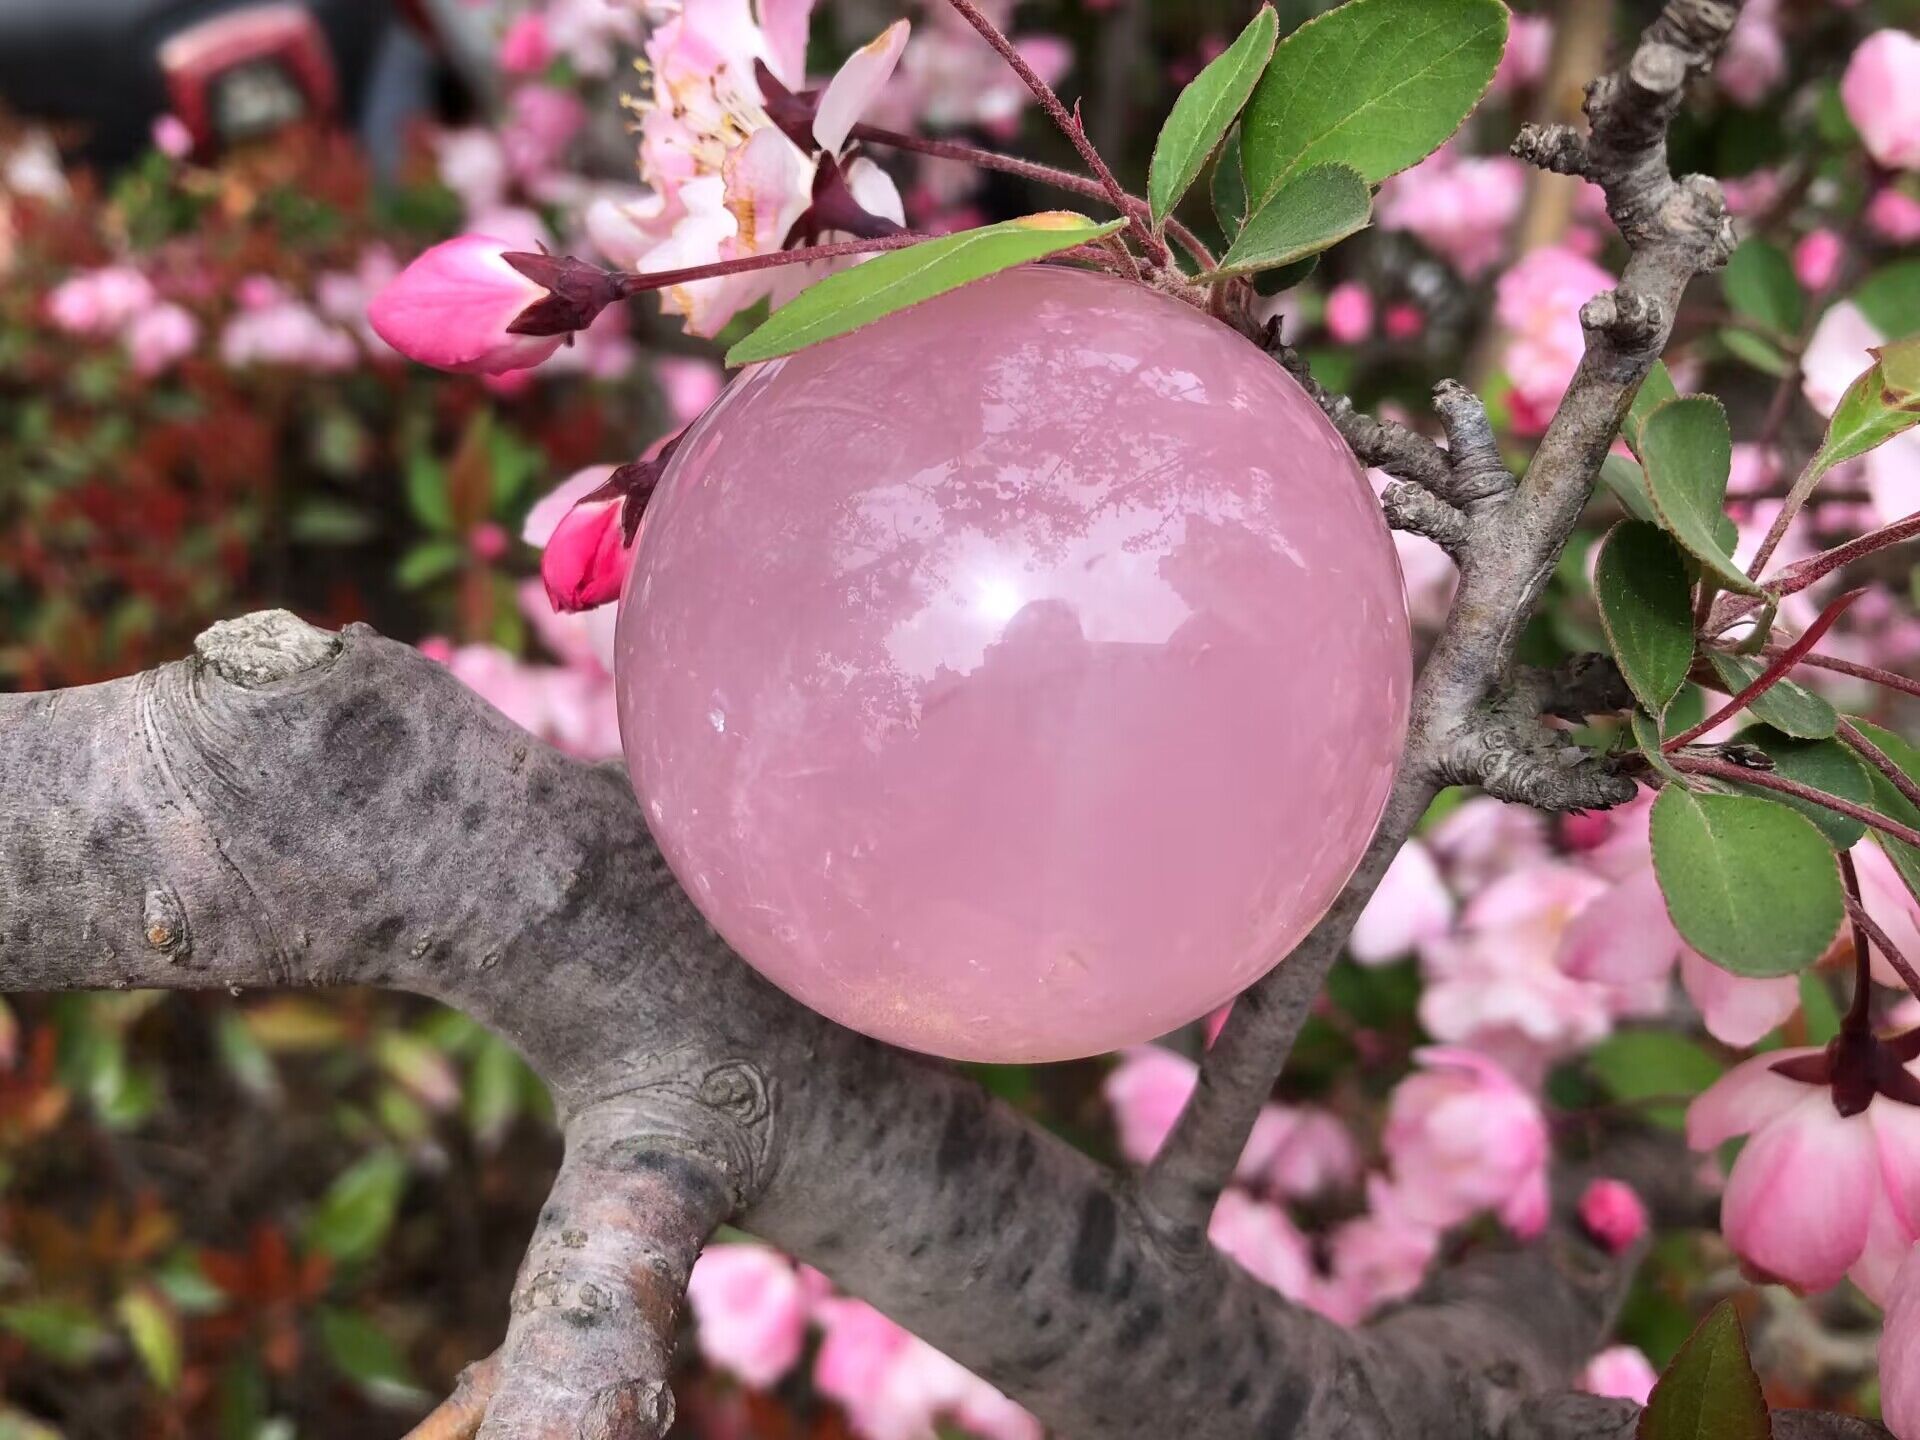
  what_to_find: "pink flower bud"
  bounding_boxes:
[1869,187,1920,245]
[151,114,194,160]
[367,235,571,375]
[1578,1179,1649,1254]
[1843,31,1920,172]
[1382,301,1425,341]
[540,495,631,613]
[1793,229,1845,294]
[469,521,509,563]
[1579,1346,1658,1405]
[496,13,552,75]
[1324,282,1375,344]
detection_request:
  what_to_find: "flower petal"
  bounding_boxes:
[1687,1047,1825,1151]
[1680,949,1801,1048]
[1721,1092,1876,1293]
[814,20,910,155]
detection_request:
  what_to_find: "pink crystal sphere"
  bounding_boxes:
[615,267,1410,1062]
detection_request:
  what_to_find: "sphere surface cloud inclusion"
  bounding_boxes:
[616,266,1411,1062]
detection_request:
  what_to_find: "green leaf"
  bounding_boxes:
[1729,727,1874,848]
[302,1151,408,1265]
[290,498,377,547]
[725,215,1126,366]
[1707,653,1837,740]
[404,453,451,533]
[1587,1030,1724,1131]
[1637,1301,1769,1440]
[1211,164,1372,279]
[1632,711,1689,788]
[0,1301,112,1366]
[1640,396,1761,596]
[1719,327,1793,378]
[316,1307,430,1409]
[1600,454,1658,523]
[1811,336,1920,472]
[1854,259,1920,336]
[1853,721,1920,904]
[1240,0,1507,205]
[1723,239,1802,336]
[395,539,463,591]
[1212,129,1249,240]
[1650,786,1844,977]
[1594,521,1695,714]
[1624,362,1680,458]
[1149,6,1279,225]
[117,1289,182,1393]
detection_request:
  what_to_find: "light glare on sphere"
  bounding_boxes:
[615,267,1411,1062]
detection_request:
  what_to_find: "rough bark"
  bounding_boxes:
[0,1,1890,1436]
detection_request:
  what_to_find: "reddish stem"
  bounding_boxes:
[1666,755,1920,850]
[1763,510,1920,598]
[1842,857,1920,1005]
[613,233,933,294]
[1836,716,1920,819]
[851,123,1218,270]
[939,0,1172,268]
[1665,588,1866,751]
[1752,646,1920,702]
[1841,849,1875,1033]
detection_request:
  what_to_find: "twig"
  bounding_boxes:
[939,0,1172,268]
[1663,589,1865,750]
[1842,865,1920,1003]
[1756,648,1920,701]
[1762,510,1920,597]
[1836,716,1920,819]
[1667,755,1920,850]
[405,1353,501,1440]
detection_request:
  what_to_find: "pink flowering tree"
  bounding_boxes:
[7,1,1920,1439]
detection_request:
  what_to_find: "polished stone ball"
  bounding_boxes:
[617,266,1410,1062]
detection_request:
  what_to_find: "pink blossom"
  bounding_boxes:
[1720,169,1785,218]
[1208,1189,1321,1309]
[1688,1048,1920,1301]
[813,1298,1040,1440]
[591,1,908,337]
[1578,1179,1649,1255]
[427,640,621,759]
[1843,31,1920,172]
[1885,1244,1920,1440]
[1800,300,1920,529]
[369,234,568,375]
[1419,863,1617,1074]
[1350,839,1454,965]
[1859,843,1920,990]
[219,300,357,371]
[1491,13,1554,95]
[1793,229,1845,293]
[655,356,726,424]
[1579,1346,1659,1405]
[1323,282,1374,343]
[539,0,642,77]
[1103,1046,1197,1166]
[1366,468,1457,630]
[434,129,510,217]
[123,302,198,376]
[1382,1047,1550,1238]
[1719,0,1786,107]
[541,491,631,613]
[1497,246,1616,435]
[1322,1177,1441,1323]
[1426,796,1553,896]
[1378,148,1528,278]
[497,13,553,74]
[1869,187,1920,244]
[1382,302,1424,341]
[151,113,194,159]
[686,1244,810,1389]
[45,265,155,336]
[502,84,587,183]
[878,3,1071,136]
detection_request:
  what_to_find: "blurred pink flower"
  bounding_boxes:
[813,1298,1040,1440]
[874,0,1070,136]
[497,12,553,74]
[1381,302,1424,341]
[1843,31,1920,171]
[1350,839,1454,965]
[589,1,908,337]
[1209,1189,1322,1309]
[1688,1048,1920,1301]
[540,0,641,77]
[1491,13,1553,96]
[1322,1176,1440,1323]
[1579,1346,1658,1405]
[369,234,570,375]
[220,300,357,371]
[1868,187,1920,244]
[45,265,155,336]
[1497,246,1615,435]
[124,302,198,377]
[501,84,588,183]
[1382,1047,1550,1238]
[1793,228,1845,293]
[1886,1244,1920,1439]
[687,1243,810,1389]
[1578,1179,1649,1255]
[655,355,727,424]
[423,641,621,759]
[1378,148,1527,278]
[1801,300,1920,529]
[1426,796,1553,897]
[1323,281,1374,343]
[1719,0,1785,106]
[151,113,194,159]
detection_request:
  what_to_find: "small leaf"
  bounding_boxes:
[1640,396,1762,596]
[1624,361,1680,458]
[726,215,1125,365]
[1600,454,1658,523]
[404,453,451,533]
[1707,653,1837,740]
[1719,328,1793,378]
[317,1307,430,1409]
[1636,1301,1769,1440]
[1211,164,1372,279]
[1588,1030,1724,1131]
[0,1301,112,1366]
[1632,711,1689,788]
[1212,129,1249,241]
[1650,786,1843,977]
[1149,6,1279,225]
[1811,336,1920,472]
[1723,239,1803,337]
[117,1289,182,1393]
[1854,258,1920,336]
[1240,0,1508,204]
[303,1151,408,1265]
[1729,727,1874,849]
[395,539,463,592]
[1595,521,1695,714]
